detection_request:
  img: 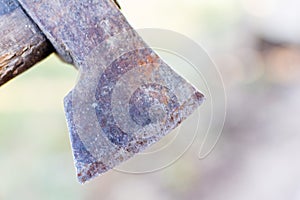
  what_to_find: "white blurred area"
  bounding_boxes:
[0,0,300,199]
[242,0,300,44]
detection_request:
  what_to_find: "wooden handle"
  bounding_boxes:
[0,0,53,86]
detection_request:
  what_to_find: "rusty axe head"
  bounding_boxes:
[1,0,205,183]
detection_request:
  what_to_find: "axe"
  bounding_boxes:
[0,0,204,183]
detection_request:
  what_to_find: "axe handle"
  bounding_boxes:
[0,0,53,86]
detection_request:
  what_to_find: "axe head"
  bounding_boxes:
[17,0,205,183]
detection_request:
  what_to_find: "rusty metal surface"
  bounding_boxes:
[18,0,205,183]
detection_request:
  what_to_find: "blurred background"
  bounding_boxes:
[1,0,300,199]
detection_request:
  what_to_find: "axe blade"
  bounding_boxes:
[18,0,205,183]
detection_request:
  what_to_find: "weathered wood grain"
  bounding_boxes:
[0,0,53,86]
